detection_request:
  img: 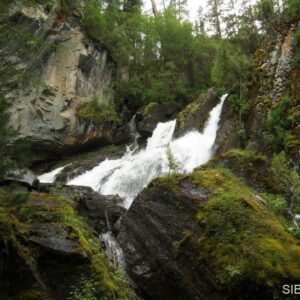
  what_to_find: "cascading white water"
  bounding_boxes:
[67,94,227,208]
[38,164,70,183]
[100,232,125,269]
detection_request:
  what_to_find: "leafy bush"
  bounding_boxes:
[265,95,293,151]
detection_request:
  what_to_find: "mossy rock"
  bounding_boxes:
[77,100,121,124]
[0,191,137,300]
[174,89,219,136]
[207,149,277,193]
[140,102,158,117]
[189,168,300,288]
[117,167,300,299]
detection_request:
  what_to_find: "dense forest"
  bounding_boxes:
[1,0,300,299]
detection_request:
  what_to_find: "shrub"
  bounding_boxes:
[265,95,292,151]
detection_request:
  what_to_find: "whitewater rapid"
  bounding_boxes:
[65,94,227,208]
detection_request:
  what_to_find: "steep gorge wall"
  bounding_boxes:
[2,2,129,162]
[245,21,300,168]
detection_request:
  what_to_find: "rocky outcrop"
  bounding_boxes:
[117,167,300,300]
[43,145,125,184]
[136,102,179,141]
[2,3,129,162]
[61,185,126,234]
[213,98,239,154]
[0,188,136,300]
[245,23,300,159]
[174,89,220,137]
[257,27,295,102]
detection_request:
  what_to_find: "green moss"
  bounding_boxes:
[78,96,121,124]
[0,191,136,300]
[100,145,119,155]
[208,149,278,193]
[141,102,158,117]
[152,167,300,293]
[176,99,200,130]
[191,168,300,288]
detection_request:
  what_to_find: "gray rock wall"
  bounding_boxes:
[2,3,127,161]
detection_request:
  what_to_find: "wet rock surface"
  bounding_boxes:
[48,145,126,184]
[117,179,209,300]
[136,102,179,141]
[64,185,126,234]
[213,98,239,154]
[174,89,220,137]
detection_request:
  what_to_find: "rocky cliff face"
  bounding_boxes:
[246,22,300,166]
[2,3,128,162]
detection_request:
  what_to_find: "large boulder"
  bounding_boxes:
[62,185,126,234]
[212,97,239,154]
[117,168,300,300]
[136,102,179,141]
[0,190,137,300]
[174,89,220,137]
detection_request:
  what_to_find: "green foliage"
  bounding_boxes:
[271,152,300,206]
[60,0,79,16]
[69,278,98,300]
[141,102,158,117]
[172,235,187,257]
[261,193,286,216]
[265,95,293,151]
[283,0,300,18]
[78,96,121,123]
[81,0,105,43]
[255,0,278,30]
[211,42,254,94]
[225,265,241,280]
[166,144,180,175]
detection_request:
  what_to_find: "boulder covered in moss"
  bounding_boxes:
[117,167,300,300]
[207,149,275,192]
[174,89,220,137]
[0,191,137,300]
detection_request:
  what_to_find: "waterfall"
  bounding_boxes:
[38,164,70,183]
[127,114,140,152]
[67,94,227,208]
[100,232,125,269]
